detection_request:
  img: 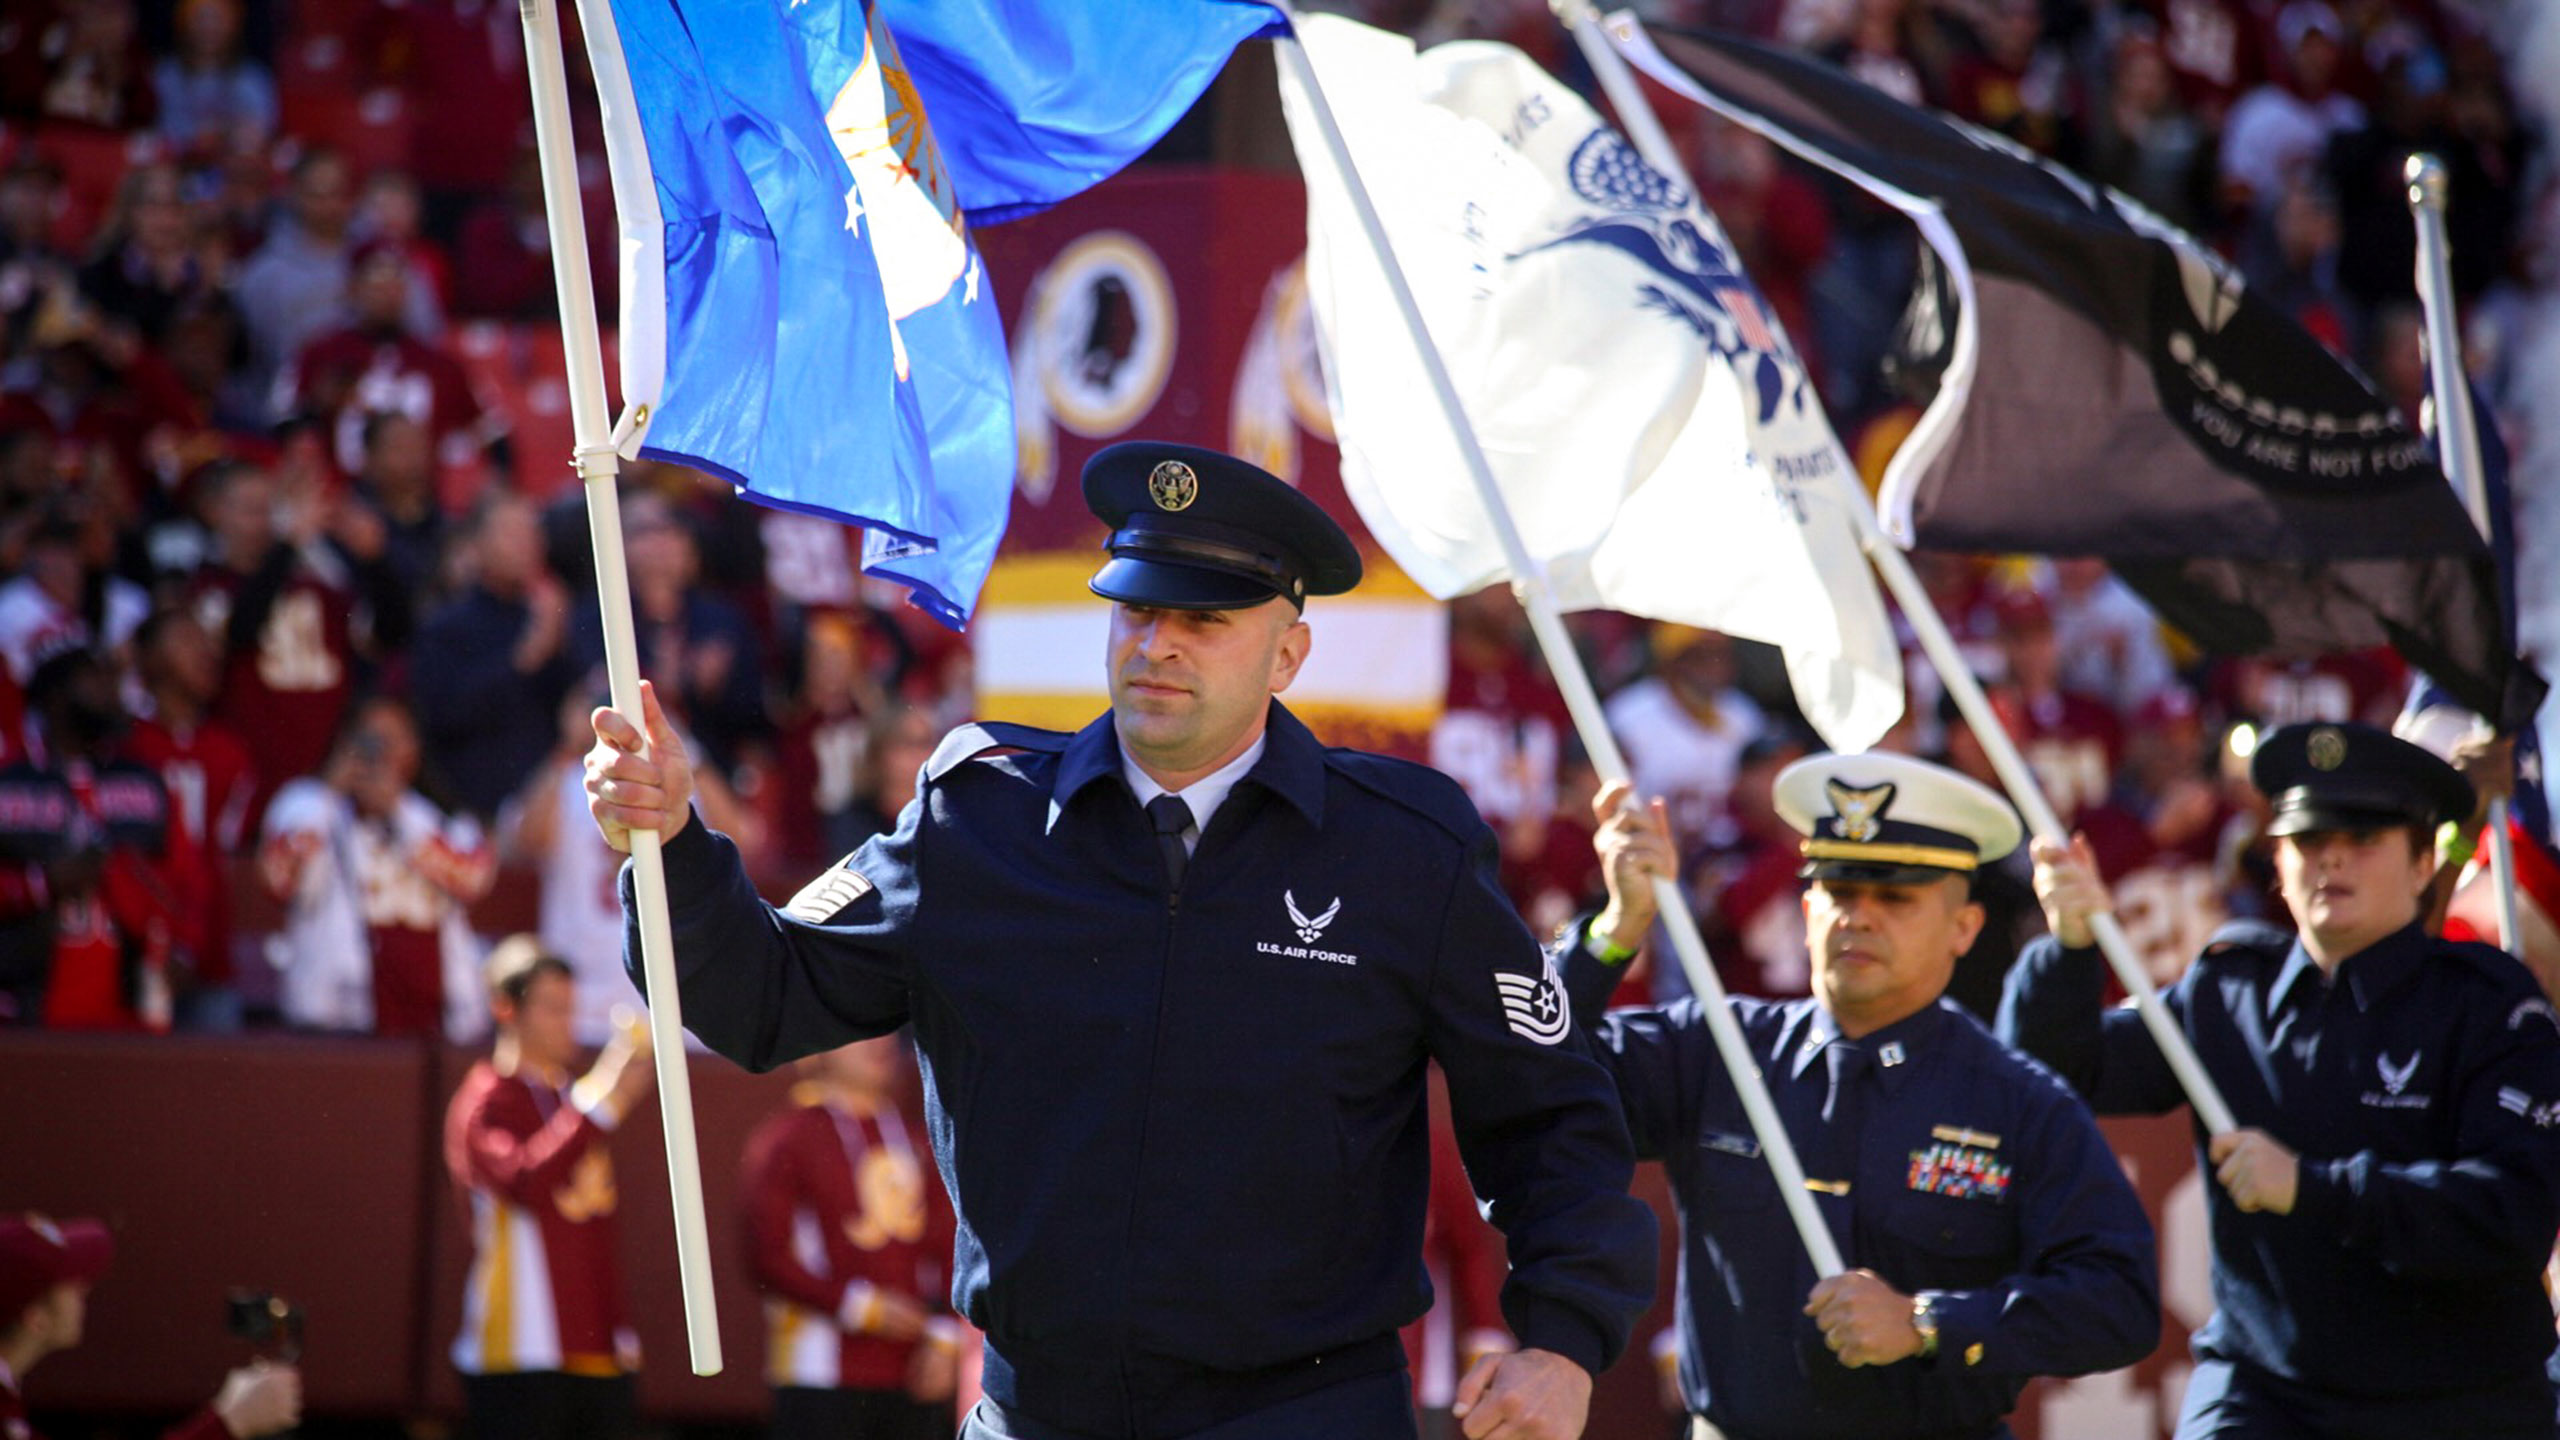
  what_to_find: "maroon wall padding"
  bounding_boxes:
[0,1031,439,1413]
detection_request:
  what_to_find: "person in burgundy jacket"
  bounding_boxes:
[0,1213,299,1440]
[740,1033,964,1440]
[444,935,655,1438]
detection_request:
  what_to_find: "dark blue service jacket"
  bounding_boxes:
[1998,920,2560,1411]
[1563,944,2158,1440]
[628,703,1655,1439]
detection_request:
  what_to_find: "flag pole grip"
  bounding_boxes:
[2404,153,2521,954]
[520,0,723,1376]
[1574,4,2237,1137]
[1278,16,1844,1279]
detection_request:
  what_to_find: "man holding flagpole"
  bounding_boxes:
[1565,757,2158,1440]
[585,442,1655,1440]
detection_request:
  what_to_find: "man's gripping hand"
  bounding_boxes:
[1452,1347,1592,1440]
[585,679,694,852]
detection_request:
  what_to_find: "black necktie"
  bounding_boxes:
[1147,794,1193,890]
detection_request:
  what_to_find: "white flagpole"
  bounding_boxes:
[517,0,723,1374]
[1571,3,2239,1136]
[1277,15,1845,1278]
[2404,153,2522,952]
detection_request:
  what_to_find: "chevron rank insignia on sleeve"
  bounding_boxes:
[784,863,875,924]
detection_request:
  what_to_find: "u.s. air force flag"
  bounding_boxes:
[577,0,1278,627]
[1277,14,1902,751]
[1611,18,2541,730]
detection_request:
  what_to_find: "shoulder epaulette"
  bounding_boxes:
[1324,749,1487,843]
[2199,918,2295,965]
[924,721,1070,782]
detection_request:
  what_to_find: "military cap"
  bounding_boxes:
[1083,441,1362,611]
[1774,750,2024,886]
[2249,720,2473,837]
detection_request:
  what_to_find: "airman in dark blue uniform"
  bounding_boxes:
[2000,720,2560,1438]
[584,443,1655,1440]
[1567,753,2159,1440]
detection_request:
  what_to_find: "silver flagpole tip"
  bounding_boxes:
[2404,152,2448,210]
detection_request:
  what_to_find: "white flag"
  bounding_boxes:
[1278,15,1902,750]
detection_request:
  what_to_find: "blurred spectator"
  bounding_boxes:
[2046,557,2176,717]
[452,147,557,320]
[569,489,767,777]
[740,1035,961,1440]
[284,238,485,477]
[505,681,762,1046]
[1983,587,2120,824]
[125,604,256,1030]
[365,0,532,240]
[233,149,356,401]
[2105,686,2238,981]
[2083,27,2213,231]
[349,410,447,602]
[2326,41,2522,314]
[2207,645,2407,729]
[1495,744,1606,942]
[1943,0,2082,162]
[2129,0,2268,125]
[1602,624,1766,858]
[1430,586,1567,843]
[445,937,651,1434]
[0,287,176,510]
[188,457,409,819]
[354,169,450,317]
[771,612,886,868]
[835,702,938,844]
[0,158,74,348]
[412,489,574,819]
[75,163,214,347]
[150,0,276,162]
[0,0,155,131]
[1692,728,1816,997]
[258,694,492,1040]
[2237,179,2351,355]
[3,646,189,1032]
[2219,1,2365,218]
[0,1214,302,1440]
[0,504,147,696]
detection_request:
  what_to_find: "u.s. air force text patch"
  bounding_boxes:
[784,865,874,924]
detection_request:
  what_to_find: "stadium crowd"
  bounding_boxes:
[0,0,2544,1046]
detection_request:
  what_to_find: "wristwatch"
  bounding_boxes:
[1910,1291,1943,1359]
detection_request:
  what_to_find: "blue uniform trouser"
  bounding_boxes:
[961,1368,1418,1440]
[2176,1357,2557,1439]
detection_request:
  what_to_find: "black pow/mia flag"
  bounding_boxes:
[1620,22,2542,728]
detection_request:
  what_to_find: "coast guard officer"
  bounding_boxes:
[1569,753,2158,1440]
[2001,721,2560,1438]
[585,443,1655,1440]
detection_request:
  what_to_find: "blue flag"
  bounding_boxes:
[582,0,1280,626]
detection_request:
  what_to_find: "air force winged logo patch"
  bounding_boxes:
[1285,890,1341,944]
[1496,959,1570,1046]
[784,863,876,925]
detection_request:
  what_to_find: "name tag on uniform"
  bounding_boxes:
[1700,1129,1761,1159]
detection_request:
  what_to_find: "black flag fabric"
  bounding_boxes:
[1613,20,2542,729]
